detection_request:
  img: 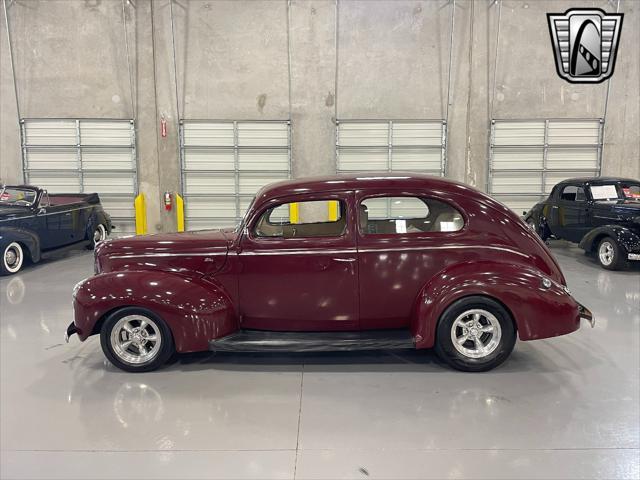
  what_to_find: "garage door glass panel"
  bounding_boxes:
[184,149,235,171]
[339,148,389,171]
[26,172,81,193]
[238,149,289,171]
[183,173,236,195]
[392,149,442,173]
[489,119,602,212]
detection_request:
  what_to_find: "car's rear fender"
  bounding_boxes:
[73,270,238,353]
[579,225,640,254]
[410,261,581,348]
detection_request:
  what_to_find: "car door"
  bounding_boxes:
[41,196,75,248]
[237,192,359,331]
[554,185,587,242]
[355,191,466,330]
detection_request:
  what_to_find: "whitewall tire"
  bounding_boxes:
[1,242,24,276]
[88,224,108,250]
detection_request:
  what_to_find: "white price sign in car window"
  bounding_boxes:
[590,185,619,200]
[395,219,407,234]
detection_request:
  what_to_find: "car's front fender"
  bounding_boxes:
[73,270,238,352]
[579,225,640,254]
[410,261,583,348]
[0,226,41,262]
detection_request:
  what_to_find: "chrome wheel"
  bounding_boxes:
[3,242,24,274]
[110,315,162,365]
[598,240,614,266]
[450,309,502,359]
[93,224,107,246]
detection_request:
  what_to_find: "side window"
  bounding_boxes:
[561,185,585,202]
[254,200,346,238]
[360,196,464,234]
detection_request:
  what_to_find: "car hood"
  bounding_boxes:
[0,205,33,221]
[95,229,236,276]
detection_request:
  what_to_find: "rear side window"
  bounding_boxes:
[560,185,586,202]
[360,196,463,234]
[254,200,345,238]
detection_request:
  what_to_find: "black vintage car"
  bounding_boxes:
[0,185,112,275]
[524,177,640,270]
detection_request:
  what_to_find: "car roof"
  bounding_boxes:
[255,172,484,202]
[558,176,639,186]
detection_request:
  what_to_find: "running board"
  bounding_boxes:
[209,329,415,353]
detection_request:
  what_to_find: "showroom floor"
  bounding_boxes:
[1,242,638,479]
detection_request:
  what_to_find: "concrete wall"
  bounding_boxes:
[1,0,638,232]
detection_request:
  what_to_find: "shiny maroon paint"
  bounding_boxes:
[73,173,584,353]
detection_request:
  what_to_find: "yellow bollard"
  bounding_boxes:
[176,193,185,232]
[134,193,147,235]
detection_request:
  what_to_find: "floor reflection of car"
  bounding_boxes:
[0,185,112,275]
[525,177,640,270]
[68,174,594,374]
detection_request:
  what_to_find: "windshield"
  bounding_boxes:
[0,187,37,207]
[589,183,640,202]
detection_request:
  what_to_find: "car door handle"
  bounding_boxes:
[333,258,356,262]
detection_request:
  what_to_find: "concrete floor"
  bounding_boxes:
[1,241,638,479]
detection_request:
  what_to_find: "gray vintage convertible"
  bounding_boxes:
[0,185,112,275]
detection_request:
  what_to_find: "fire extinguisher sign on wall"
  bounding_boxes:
[161,116,167,138]
[164,192,172,211]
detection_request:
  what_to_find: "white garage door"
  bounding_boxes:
[180,120,291,230]
[489,119,603,213]
[21,119,137,233]
[336,120,447,176]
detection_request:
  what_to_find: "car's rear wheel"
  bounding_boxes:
[434,296,516,372]
[1,242,24,276]
[87,224,107,250]
[100,307,175,372]
[597,236,624,271]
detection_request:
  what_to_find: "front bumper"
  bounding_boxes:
[65,322,78,343]
[578,303,595,328]
[628,253,640,261]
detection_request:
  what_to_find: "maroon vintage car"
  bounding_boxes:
[66,173,594,372]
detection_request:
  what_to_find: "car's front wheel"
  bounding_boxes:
[1,242,25,276]
[597,236,625,270]
[526,217,549,241]
[100,307,175,372]
[434,296,516,372]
